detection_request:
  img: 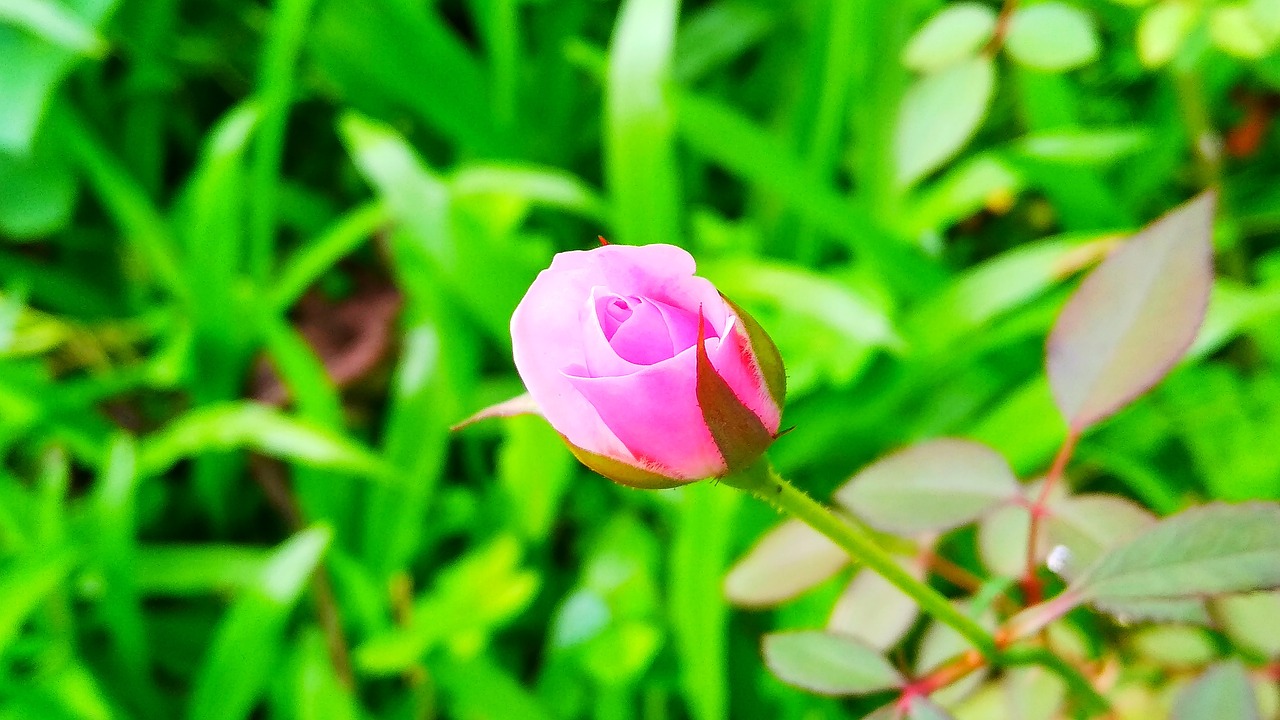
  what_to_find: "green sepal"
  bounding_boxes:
[696,311,775,473]
[563,437,688,490]
[721,293,786,411]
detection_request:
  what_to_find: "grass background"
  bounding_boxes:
[4,0,1280,718]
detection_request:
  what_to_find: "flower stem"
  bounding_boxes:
[725,460,1110,715]
[724,461,998,658]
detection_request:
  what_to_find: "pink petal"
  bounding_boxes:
[582,289,707,377]
[604,297,678,365]
[582,289,647,379]
[564,344,727,480]
[511,243,740,466]
[512,265,632,462]
[652,296,701,352]
[550,244,729,329]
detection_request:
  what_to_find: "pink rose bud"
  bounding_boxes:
[497,243,786,488]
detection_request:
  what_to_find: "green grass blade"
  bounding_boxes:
[247,0,318,284]
[188,525,332,720]
[670,483,739,720]
[605,0,681,246]
[179,102,257,336]
[361,297,471,578]
[310,1,495,151]
[258,310,356,543]
[270,200,389,313]
[135,545,270,596]
[450,163,609,225]
[673,1,775,83]
[434,653,554,720]
[338,112,535,342]
[137,402,387,480]
[0,0,106,55]
[52,103,185,299]
[93,434,164,717]
[0,551,74,656]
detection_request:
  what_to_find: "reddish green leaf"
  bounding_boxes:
[763,631,904,696]
[902,3,997,72]
[1098,597,1211,625]
[979,502,1042,577]
[724,520,848,607]
[721,293,786,409]
[1074,503,1280,607]
[836,439,1019,535]
[1172,662,1261,720]
[1218,592,1280,659]
[828,559,924,650]
[894,57,995,187]
[1131,626,1219,668]
[905,697,955,720]
[1046,494,1155,581]
[1003,667,1067,720]
[1046,192,1215,430]
[564,439,685,490]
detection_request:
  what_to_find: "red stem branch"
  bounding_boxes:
[1022,430,1080,604]
[899,650,986,708]
[983,0,1020,56]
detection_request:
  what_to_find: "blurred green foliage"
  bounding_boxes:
[3,0,1280,718]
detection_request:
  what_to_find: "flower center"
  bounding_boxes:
[602,297,634,336]
[592,291,708,366]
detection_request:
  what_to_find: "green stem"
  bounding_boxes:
[729,461,1110,714]
[724,461,997,658]
[913,590,1107,716]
